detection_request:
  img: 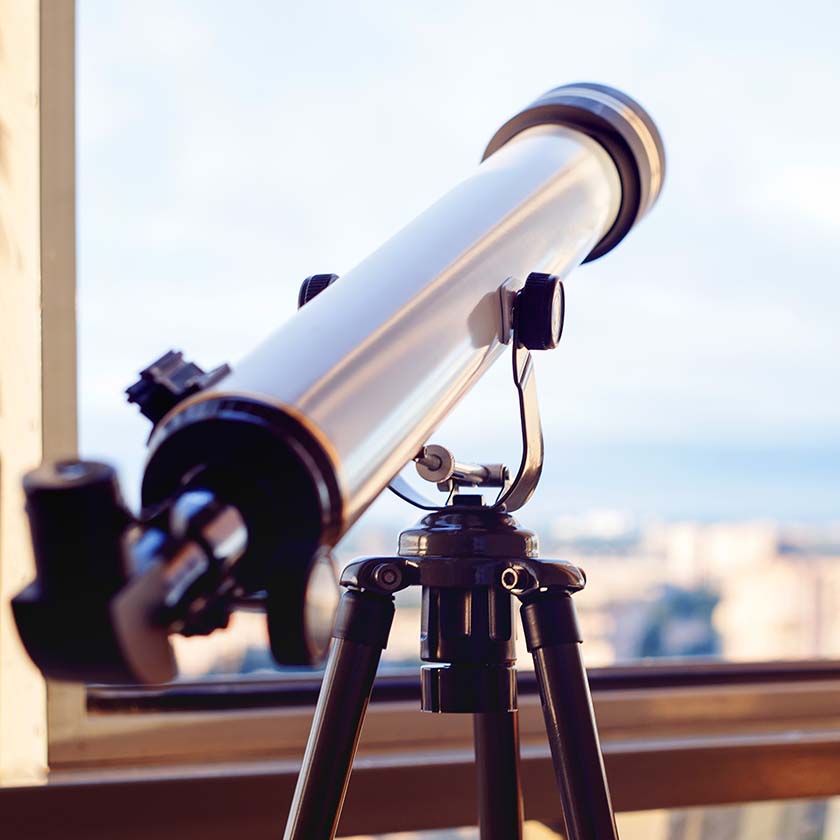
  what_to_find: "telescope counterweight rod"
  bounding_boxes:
[283,590,395,840]
[473,710,525,840]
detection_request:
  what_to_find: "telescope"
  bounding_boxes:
[13,83,664,840]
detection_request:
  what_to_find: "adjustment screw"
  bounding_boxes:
[500,568,520,590]
[501,566,533,591]
[372,563,403,591]
[415,444,455,483]
[298,273,339,308]
[515,273,565,350]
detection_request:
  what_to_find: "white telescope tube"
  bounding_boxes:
[141,83,664,553]
[223,125,617,525]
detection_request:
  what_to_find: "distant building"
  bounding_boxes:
[170,515,840,678]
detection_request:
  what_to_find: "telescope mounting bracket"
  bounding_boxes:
[388,275,547,513]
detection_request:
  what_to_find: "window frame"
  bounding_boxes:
[49,662,840,771]
[23,664,840,838]
[0,0,76,786]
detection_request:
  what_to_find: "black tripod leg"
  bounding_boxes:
[520,591,619,840]
[283,589,395,840]
[473,710,524,840]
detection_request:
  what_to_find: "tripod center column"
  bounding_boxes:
[420,582,517,713]
[396,498,541,714]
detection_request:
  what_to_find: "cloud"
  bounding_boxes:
[753,163,840,236]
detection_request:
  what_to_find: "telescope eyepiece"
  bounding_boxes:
[23,460,131,597]
[483,82,665,261]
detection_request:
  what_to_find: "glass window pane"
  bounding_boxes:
[78,3,840,684]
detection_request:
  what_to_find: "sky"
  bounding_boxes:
[76,1,840,525]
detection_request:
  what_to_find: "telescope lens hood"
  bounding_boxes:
[483,82,665,261]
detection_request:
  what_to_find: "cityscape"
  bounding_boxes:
[168,510,840,839]
[172,508,840,679]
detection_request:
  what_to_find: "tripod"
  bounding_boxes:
[281,272,617,838]
[282,497,618,839]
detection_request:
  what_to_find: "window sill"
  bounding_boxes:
[51,664,840,771]
[4,727,840,839]
[5,669,840,838]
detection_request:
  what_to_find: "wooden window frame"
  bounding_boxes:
[14,666,840,837]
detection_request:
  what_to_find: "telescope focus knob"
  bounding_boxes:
[298,273,339,308]
[515,273,565,351]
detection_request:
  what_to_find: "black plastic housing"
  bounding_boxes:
[12,461,137,683]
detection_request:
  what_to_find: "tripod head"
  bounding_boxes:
[12,83,664,684]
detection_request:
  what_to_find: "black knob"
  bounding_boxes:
[23,460,132,597]
[13,461,151,684]
[298,273,339,308]
[514,272,565,350]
